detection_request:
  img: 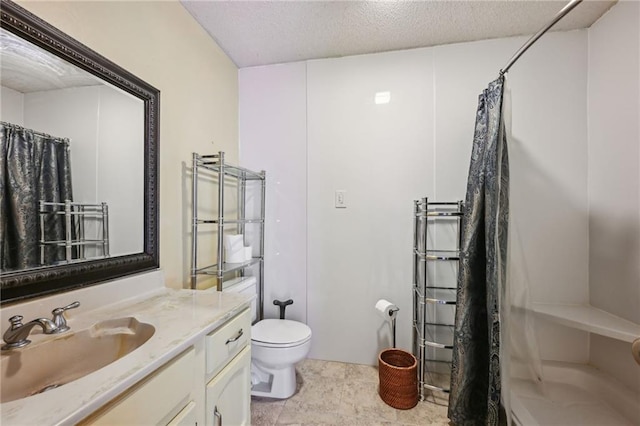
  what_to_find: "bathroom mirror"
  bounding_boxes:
[0,0,159,303]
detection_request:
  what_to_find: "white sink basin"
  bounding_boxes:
[1,317,154,403]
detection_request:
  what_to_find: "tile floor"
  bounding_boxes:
[251,358,451,426]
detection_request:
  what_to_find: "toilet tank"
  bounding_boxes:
[223,277,258,323]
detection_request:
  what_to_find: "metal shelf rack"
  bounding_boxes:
[412,198,463,402]
[190,151,266,321]
[39,200,109,264]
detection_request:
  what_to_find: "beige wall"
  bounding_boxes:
[16,1,239,289]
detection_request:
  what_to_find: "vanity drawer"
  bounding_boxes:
[167,401,197,426]
[206,309,251,377]
[81,348,194,425]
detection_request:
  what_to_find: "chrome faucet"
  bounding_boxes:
[1,301,80,350]
[2,316,58,350]
[51,301,80,333]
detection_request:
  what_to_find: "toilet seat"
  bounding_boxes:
[252,336,311,349]
[251,319,312,348]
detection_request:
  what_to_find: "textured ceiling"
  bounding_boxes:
[1,29,100,93]
[181,0,617,68]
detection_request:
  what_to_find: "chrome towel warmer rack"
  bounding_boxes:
[39,200,109,264]
[412,198,463,402]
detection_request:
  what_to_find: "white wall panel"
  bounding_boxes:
[1,86,24,124]
[507,30,589,306]
[434,31,589,307]
[535,318,589,363]
[588,0,640,325]
[588,0,640,394]
[306,49,435,364]
[240,31,591,365]
[239,62,308,322]
[24,86,101,210]
[433,37,520,202]
[96,86,144,256]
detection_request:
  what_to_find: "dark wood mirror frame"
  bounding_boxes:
[0,0,159,303]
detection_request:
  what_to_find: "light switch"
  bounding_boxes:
[335,190,346,208]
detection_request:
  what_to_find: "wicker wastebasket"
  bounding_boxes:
[378,348,419,409]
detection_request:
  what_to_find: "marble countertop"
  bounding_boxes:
[0,285,252,425]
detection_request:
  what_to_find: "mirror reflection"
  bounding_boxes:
[0,28,144,273]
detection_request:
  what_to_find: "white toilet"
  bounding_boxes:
[224,277,312,399]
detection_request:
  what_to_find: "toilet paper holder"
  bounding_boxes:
[376,299,400,348]
[390,307,399,348]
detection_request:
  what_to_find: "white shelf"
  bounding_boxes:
[532,303,640,343]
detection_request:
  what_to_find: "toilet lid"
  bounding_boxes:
[252,319,312,345]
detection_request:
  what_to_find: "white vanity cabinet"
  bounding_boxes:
[80,308,252,426]
[205,308,252,426]
[206,347,251,426]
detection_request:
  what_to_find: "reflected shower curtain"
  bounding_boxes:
[448,76,509,426]
[0,122,74,270]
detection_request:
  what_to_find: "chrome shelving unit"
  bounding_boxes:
[412,198,463,402]
[39,200,109,264]
[190,151,266,321]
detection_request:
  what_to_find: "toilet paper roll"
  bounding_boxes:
[225,234,245,263]
[244,246,253,261]
[224,234,244,251]
[375,299,398,321]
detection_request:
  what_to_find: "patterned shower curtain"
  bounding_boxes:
[448,76,509,426]
[0,122,74,271]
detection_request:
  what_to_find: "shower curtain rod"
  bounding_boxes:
[1,121,70,145]
[499,0,583,75]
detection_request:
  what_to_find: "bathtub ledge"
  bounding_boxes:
[532,303,640,343]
